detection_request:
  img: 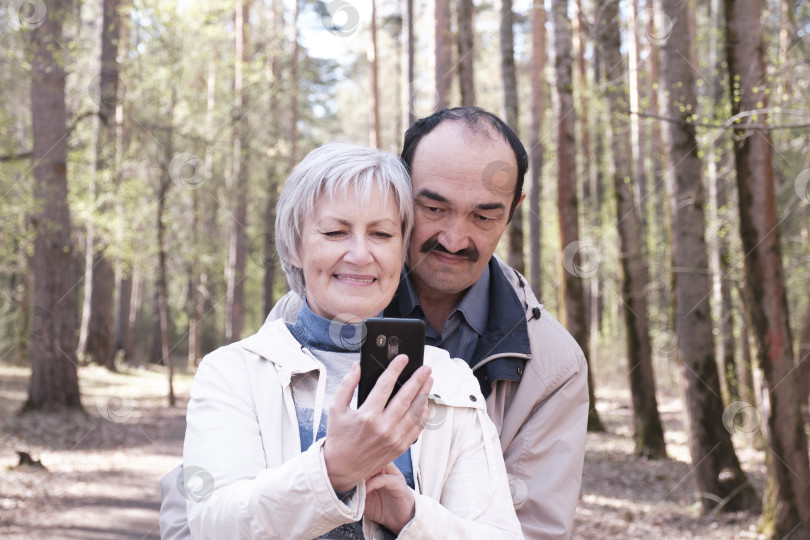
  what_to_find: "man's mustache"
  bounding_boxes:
[419,235,479,263]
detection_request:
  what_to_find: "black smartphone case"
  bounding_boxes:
[358,318,426,407]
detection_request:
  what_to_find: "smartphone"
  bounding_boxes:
[358,318,425,407]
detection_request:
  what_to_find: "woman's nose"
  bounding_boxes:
[344,236,373,265]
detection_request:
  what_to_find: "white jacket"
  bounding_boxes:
[182,318,522,539]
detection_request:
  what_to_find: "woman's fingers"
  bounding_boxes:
[361,354,409,410]
[385,363,432,422]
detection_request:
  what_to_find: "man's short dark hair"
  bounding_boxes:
[400,106,529,220]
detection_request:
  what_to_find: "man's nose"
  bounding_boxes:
[437,219,470,254]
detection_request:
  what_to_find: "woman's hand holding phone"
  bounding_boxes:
[322,355,433,494]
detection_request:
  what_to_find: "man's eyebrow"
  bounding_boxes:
[416,189,450,204]
[476,202,505,211]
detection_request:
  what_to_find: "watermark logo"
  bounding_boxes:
[248,233,276,268]
[722,401,761,438]
[8,0,46,30]
[562,241,602,278]
[410,392,448,431]
[409,78,440,118]
[168,153,206,190]
[507,475,528,510]
[635,9,676,46]
[795,168,810,204]
[25,306,54,342]
[322,0,360,37]
[652,329,679,359]
[481,160,517,197]
[328,315,366,351]
[178,466,215,503]
[96,396,135,423]
[89,75,126,109]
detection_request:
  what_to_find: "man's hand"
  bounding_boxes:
[323,355,432,493]
[364,462,416,534]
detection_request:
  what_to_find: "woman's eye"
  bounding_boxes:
[324,231,346,237]
[373,231,394,239]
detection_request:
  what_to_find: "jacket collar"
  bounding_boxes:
[387,257,532,398]
[239,319,322,374]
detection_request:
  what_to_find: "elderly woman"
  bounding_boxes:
[181,142,521,539]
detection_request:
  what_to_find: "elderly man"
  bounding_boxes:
[160,107,588,540]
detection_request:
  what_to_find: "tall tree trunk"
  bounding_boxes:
[528,0,546,297]
[113,0,131,363]
[288,0,300,169]
[370,0,382,147]
[25,0,82,412]
[402,0,415,128]
[225,0,250,343]
[83,0,121,371]
[263,6,282,317]
[724,0,810,533]
[156,87,177,407]
[658,0,757,512]
[573,0,599,360]
[705,0,738,402]
[552,0,604,432]
[188,62,217,369]
[435,0,451,110]
[597,0,666,458]
[501,0,524,275]
[115,273,132,359]
[627,0,647,235]
[124,266,139,360]
[456,0,475,106]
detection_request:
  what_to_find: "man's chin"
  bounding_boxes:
[410,265,476,297]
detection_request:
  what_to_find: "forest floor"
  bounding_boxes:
[0,361,767,539]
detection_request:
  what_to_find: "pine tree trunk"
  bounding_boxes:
[115,273,132,359]
[724,0,810,533]
[552,0,603,432]
[658,0,757,512]
[225,0,250,343]
[501,0,524,275]
[597,0,666,458]
[402,0,415,128]
[25,0,82,412]
[157,88,176,406]
[456,0,475,106]
[435,0,451,110]
[528,0,546,297]
[369,0,381,147]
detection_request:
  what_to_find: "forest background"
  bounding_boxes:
[1,0,809,538]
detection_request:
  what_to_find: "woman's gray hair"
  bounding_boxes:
[275,141,413,296]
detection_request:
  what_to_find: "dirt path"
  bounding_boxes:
[0,364,190,540]
[1,363,765,539]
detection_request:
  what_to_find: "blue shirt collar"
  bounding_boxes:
[391,258,531,361]
[396,265,489,338]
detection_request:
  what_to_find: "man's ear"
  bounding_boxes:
[508,192,527,223]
